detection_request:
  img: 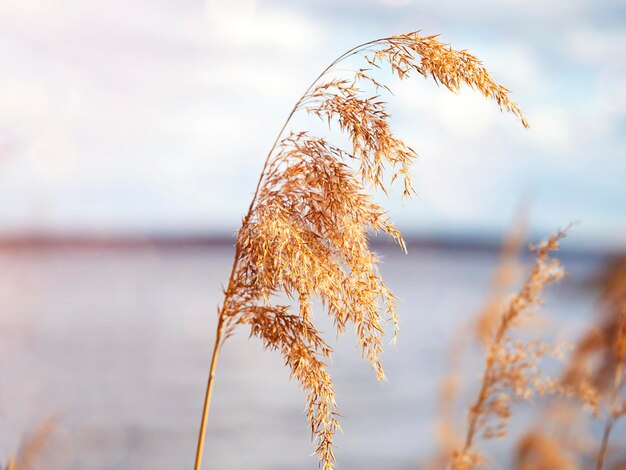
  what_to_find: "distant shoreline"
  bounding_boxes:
[0,233,620,260]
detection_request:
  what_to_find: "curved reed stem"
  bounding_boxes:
[193,316,224,470]
[461,317,511,454]
[595,346,624,470]
[596,417,615,470]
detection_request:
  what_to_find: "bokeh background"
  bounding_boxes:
[0,0,624,468]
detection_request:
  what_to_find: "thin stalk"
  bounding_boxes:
[461,270,536,453]
[463,354,494,452]
[193,241,241,470]
[596,357,624,470]
[462,320,509,453]
[461,302,517,453]
[193,316,224,470]
[192,35,392,470]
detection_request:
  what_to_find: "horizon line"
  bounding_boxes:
[0,232,621,259]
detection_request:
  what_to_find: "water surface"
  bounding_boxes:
[0,244,611,469]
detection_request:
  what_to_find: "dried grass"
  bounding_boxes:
[194,30,528,470]
[514,428,576,470]
[558,256,626,469]
[452,228,570,469]
[426,208,530,469]
[562,256,626,403]
[512,398,594,470]
[596,305,626,469]
[3,418,56,470]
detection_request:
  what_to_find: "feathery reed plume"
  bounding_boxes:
[4,418,57,470]
[513,398,594,470]
[562,256,626,401]
[512,256,626,470]
[596,305,626,470]
[514,429,576,470]
[429,209,528,468]
[194,31,528,470]
[559,256,626,469]
[453,228,570,469]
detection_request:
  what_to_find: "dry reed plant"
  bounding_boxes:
[514,428,576,470]
[2,418,57,470]
[194,31,528,470]
[512,399,594,470]
[558,256,626,469]
[562,256,626,402]
[596,305,626,469]
[509,255,626,470]
[452,228,570,469]
[428,211,528,469]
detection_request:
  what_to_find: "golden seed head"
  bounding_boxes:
[222,31,529,468]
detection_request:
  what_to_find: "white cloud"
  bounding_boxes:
[564,26,626,67]
[475,43,547,98]
[377,0,415,6]
[437,91,497,139]
[527,106,573,153]
[596,65,626,115]
[204,1,320,51]
[27,126,80,184]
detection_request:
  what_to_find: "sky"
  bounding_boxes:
[0,0,624,249]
